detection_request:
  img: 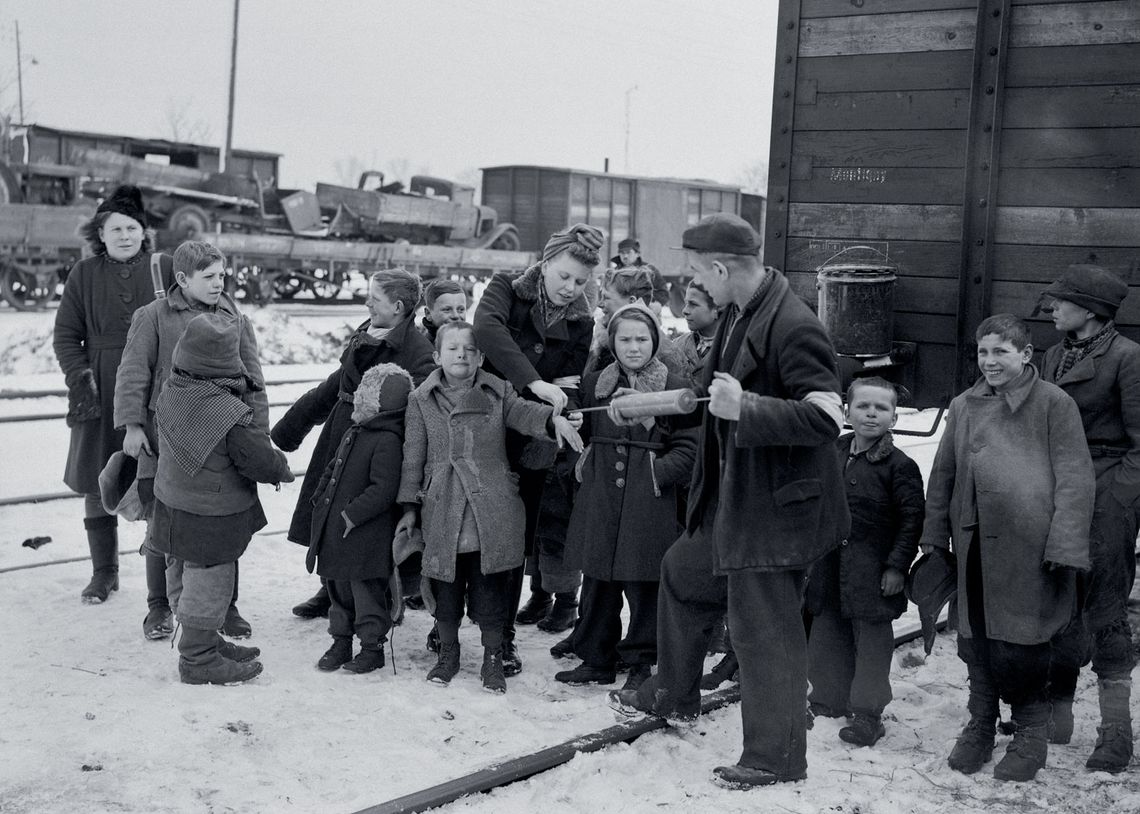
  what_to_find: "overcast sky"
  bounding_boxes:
[1,0,778,191]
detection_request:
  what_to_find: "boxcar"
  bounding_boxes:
[765,0,1140,408]
[481,165,765,277]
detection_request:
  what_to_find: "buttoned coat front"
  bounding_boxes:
[397,370,553,583]
[920,368,1095,645]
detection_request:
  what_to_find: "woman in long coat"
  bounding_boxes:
[272,268,435,617]
[472,224,600,674]
[53,185,173,604]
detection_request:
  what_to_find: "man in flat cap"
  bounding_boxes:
[610,237,669,315]
[611,212,849,788]
[1041,264,1140,773]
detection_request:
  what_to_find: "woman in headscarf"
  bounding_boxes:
[472,224,601,675]
[53,185,174,607]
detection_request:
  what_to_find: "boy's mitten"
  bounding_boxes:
[65,368,101,426]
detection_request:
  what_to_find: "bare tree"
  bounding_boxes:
[734,160,769,194]
[161,98,213,143]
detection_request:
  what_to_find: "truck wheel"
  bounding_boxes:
[0,162,24,204]
[167,204,212,240]
[0,265,55,311]
[273,273,304,300]
[490,229,521,251]
[308,267,343,301]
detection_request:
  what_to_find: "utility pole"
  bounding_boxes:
[222,0,240,172]
[623,84,638,173]
[15,20,24,123]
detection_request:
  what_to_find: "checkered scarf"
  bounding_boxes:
[1055,321,1117,379]
[156,371,253,476]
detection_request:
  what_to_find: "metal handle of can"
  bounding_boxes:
[816,244,892,271]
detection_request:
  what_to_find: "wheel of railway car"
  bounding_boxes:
[272,272,305,300]
[0,265,55,311]
[307,267,343,301]
[166,203,212,241]
[490,230,521,252]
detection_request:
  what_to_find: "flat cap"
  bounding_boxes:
[1042,264,1129,319]
[676,212,762,256]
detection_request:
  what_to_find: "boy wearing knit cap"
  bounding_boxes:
[152,313,294,685]
[307,363,413,675]
[1041,265,1140,772]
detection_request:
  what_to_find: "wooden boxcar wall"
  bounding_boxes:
[765,0,1140,408]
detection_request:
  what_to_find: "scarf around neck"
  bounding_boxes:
[596,357,669,429]
[157,371,253,476]
[1056,321,1116,379]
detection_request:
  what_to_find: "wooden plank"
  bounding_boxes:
[789,202,963,242]
[797,89,971,131]
[1001,128,1140,168]
[1010,1,1140,48]
[994,206,1140,246]
[794,130,966,168]
[1007,43,1140,86]
[894,311,959,344]
[910,343,962,408]
[998,168,1140,208]
[786,237,963,278]
[791,166,963,205]
[802,0,975,18]
[992,244,1140,280]
[796,51,973,93]
[799,9,976,57]
[1004,86,1140,129]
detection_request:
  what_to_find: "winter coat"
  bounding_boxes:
[307,409,405,581]
[271,316,435,544]
[1042,332,1140,506]
[152,424,292,566]
[676,269,849,573]
[805,433,925,621]
[53,252,174,493]
[565,369,697,582]
[920,367,1095,645]
[397,369,554,583]
[674,330,714,388]
[112,286,268,478]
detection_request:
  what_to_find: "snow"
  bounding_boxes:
[1,303,1138,814]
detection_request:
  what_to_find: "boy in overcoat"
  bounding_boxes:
[152,313,294,685]
[805,377,925,747]
[921,314,1094,781]
[397,322,582,693]
[609,214,849,790]
[1040,264,1140,771]
[114,240,266,640]
[308,363,412,675]
[558,304,697,690]
[273,269,435,619]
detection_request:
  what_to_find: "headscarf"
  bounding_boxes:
[542,223,604,263]
[598,303,669,428]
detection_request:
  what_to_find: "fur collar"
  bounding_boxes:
[595,357,669,400]
[841,430,895,463]
[511,263,594,323]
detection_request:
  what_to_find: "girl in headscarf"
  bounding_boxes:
[558,304,697,690]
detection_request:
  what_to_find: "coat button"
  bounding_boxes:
[849,478,857,485]
[336,459,343,465]
[120,292,134,303]
[615,445,627,455]
[118,269,131,279]
[615,461,625,472]
[330,478,336,485]
[615,477,625,488]
[840,538,849,547]
[533,343,544,355]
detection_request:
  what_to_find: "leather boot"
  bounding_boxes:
[216,638,261,663]
[1048,696,1075,744]
[342,645,385,674]
[481,648,507,694]
[994,702,1049,781]
[317,636,353,671]
[536,593,578,633]
[81,516,119,604]
[427,641,461,685]
[143,551,173,639]
[292,582,331,619]
[515,591,553,625]
[177,626,263,685]
[701,652,739,690]
[221,604,252,639]
[1087,678,1134,773]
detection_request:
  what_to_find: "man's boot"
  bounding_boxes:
[81,516,119,604]
[994,702,1049,781]
[948,678,999,774]
[143,551,173,639]
[177,626,262,685]
[536,593,578,633]
[515,591,553,625]
[292,582,331,619]
[427,641,461,685]
[1086,678,1134,773]
[1048,696,1075,744]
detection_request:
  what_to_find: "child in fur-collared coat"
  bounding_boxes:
[396,321,583,694]
[308,363,413,675]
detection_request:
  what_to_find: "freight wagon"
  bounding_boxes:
[481,165,766,277]
[764,0,1140,408]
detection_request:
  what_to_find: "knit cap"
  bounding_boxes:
[172,313,244,378]
[352,363,413,423]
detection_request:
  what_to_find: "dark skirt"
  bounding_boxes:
[151,497,267,566]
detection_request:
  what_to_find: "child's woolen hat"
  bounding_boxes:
[352,363,413,423]
[172,313,244,378]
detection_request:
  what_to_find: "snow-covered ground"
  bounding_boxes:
[1,302,1138,814]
